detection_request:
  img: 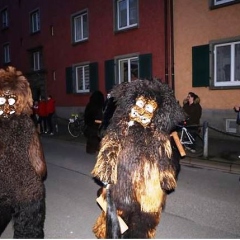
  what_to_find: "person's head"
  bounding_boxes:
[186,92,198,105]
[90,91,104,105]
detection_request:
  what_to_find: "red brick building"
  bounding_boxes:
[0,0,174,117]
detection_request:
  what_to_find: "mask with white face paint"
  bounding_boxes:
[0,90,17,118]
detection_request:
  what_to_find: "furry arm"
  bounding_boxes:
[155,133,177,191]
[28,131,47,180]
[91,132,120,184]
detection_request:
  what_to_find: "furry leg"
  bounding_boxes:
[121,210,161,239]
[13,199,45,239]
[93,211,107,238]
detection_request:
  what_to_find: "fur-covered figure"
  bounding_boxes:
[0,66,47,238]
[91,79,185,238]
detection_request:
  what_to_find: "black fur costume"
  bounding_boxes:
[91,79,185,238]
[0,66,47,238]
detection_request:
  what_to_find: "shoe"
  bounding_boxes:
[49,132,54,135]
[44,131,48,134]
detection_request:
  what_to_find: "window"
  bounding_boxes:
[3,43,10,63]
[1,8,8,28]
[72,10,88,43]
[213,41,240,87]
[30,50,42,71]
[75,65,90,93]
[210,0,240,8]
[66,63,98,94]
[214,0,235,5]
[105,54,152,92]
[117,57,139,84]
[192,39,240,89]
[115,0,138,31]
[30,9,40,33]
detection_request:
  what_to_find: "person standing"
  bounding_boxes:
[38,97,48,134]
[84,91,105,154]
[182,92,202,152]
[46,95,55,135]
[98,92,117,139]
[31,100,39,126]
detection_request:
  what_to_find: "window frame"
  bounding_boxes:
[114,0,139,32]
[116,55,139,84]
[33,51,41,71]
[30,9,40,33]
[3,43,10,63]
[71,10,88,44]
[209,0,240,9]
[73,63,90,93]
[1,8,8,29]
[210,37,240,89]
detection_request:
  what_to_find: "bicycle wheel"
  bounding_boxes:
[183,133,203,157]
[68,121,80,137]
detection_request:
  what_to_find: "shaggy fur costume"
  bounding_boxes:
[0,66,47,238]
[91,79,185,238]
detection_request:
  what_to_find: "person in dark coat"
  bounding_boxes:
[98,93,117,139]
[84,90,105,154]
[183,92,202,126]
[182,92,202,151]
[46,95,55,135]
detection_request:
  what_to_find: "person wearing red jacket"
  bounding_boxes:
[38,97,48,134]
[46,95,55,135]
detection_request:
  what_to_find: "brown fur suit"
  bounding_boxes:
[0,66,47,238]
[91,79,185,238]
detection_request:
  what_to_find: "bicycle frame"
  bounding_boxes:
[180,127,195,145]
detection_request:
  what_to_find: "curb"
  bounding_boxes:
[181,157,240,175]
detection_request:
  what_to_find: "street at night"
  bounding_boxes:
[1,137,240,239]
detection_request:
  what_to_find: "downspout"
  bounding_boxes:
[164,0,175,91]
[164,0,169,84]
[170,0,175,92]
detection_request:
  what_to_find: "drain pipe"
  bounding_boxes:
[169,0,175,92]
[164,0,169,85]
[164,0,175,91]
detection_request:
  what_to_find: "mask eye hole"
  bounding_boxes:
[0,97,6,105]
[136,99,145,108]
[145,104,154,113]
[8,98,16,106]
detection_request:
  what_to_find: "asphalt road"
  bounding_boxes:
[1,137,240,239]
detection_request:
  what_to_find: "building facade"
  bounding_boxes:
[2,0,239,135]
[174,0,240,134]
[0,0,174,118]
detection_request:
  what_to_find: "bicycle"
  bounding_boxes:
[176,122,203,157]
[68,113,85,138]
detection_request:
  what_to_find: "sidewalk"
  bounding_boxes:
[41,118,240,175]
